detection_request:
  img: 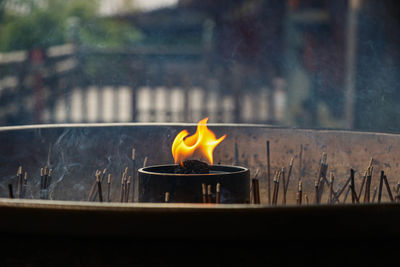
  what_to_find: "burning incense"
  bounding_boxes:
[216,183,221,203]
[266,140,271,205]
[107,174,111,202]
[8,184,14,199]
[202,183,207,203]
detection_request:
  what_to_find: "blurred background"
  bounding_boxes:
[0,0,399,132]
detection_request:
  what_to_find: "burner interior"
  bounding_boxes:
[138,164,250,203]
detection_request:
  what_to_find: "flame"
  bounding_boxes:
[172,118,226,165]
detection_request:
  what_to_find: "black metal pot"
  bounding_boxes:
[138,165,250,203]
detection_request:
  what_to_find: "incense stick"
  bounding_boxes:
[372,186,378,203]
[88,170,98,201]
[96,171,103,202]
[271,170,278,205]
[207,184,212,203]
[314,180,319,204]
[8,184,14,199]
[378,171,384,203]
[216,183,221,203]
[333,176,351,202]
[120,170,126,203]
[358,171,367,200]
[350,169,358,203]
[202,183,207,203]
[328,173,334,204]
[252,178,260,204]
[299,144,303,181]
[22,172,28,199]
[304,193,309,204]
[364,167,372,203]
[266,140,271,205]
[284,157,294,196]
[131,148,136,202]
[107,174,111,202]
[296,180,302,205]
[383,174,394,202]
[235,142,239,166]
[281,168,286,205]
[16,166,22,198]
[125,176,131,202]
[92,168,107,201]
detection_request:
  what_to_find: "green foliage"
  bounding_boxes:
[0,0,142,51]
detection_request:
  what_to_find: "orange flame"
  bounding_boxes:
[172,118,226,165]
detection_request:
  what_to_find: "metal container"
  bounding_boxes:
[138,164,250,203]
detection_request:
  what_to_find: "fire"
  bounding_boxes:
[172,118,226,165]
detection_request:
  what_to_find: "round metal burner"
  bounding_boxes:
[138,165,250,203]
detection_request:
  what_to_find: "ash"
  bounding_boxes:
[174,160,210,174]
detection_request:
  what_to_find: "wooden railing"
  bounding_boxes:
[0,44,281,125]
